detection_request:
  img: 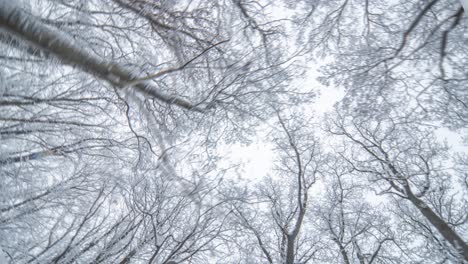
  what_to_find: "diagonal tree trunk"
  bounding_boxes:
[404,186,468,261]
[0,0,203,112]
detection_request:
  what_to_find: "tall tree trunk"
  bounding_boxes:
[285,235,295,264]
[406,187,468,261]
[0,0,202,112]
[333,239,351,264]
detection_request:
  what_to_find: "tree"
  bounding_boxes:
[314,157,402,264]
[298,0,467,129]
[0,0,305,262]
[1,0,468,263]
[229,112,326,264]
[327,111,468,261]
[294,0,467,206]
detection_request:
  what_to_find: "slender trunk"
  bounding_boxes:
[406,188,468,261]
[285,235,295,264]
[353,241,366,264]
[333,239,350,264]
[0,1,202,112]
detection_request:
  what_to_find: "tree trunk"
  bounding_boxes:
[333,239,351,264]
[0,0,202,112]
[285,235,295,264]
[406,189,468,261]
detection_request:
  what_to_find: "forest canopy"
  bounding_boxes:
[0,0,467,263]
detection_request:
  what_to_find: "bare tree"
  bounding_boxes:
[2,0,467,263]
[314,157,403,264]
[327,111,468,261]
[0,0,307,262]
[298,0,467,128]
[229,112,326,264]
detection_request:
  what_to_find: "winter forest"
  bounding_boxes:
[0,0,467,263]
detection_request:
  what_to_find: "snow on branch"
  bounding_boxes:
[0,0,205,112]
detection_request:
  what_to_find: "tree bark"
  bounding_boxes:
[285,235,295,264]
[406,187,468,261]
[333,239,351,264]
[0,0,202,112]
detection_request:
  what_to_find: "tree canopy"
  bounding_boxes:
[1,0,467,263]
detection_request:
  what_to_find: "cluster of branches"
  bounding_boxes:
[222,110,467,263]
[299,0,467,129]
[1,0,467,263]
